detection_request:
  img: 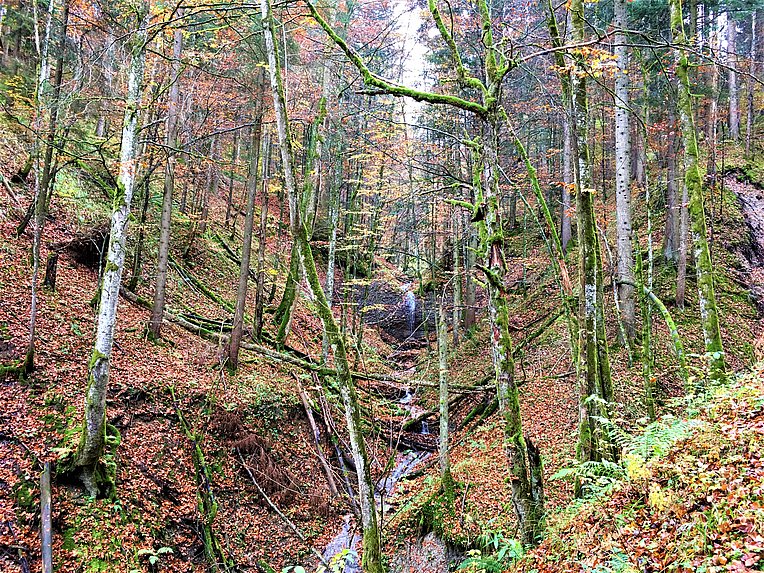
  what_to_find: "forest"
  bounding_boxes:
[1,0,764,571]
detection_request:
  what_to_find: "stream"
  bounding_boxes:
[321,292,431,572]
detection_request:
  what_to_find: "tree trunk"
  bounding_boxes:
[228,114,263,370]
[149,13,183,339]
[670,0,726,385]
[676,179,689,308]
[463,210,477,330]
[570,0,617,467]
[75,4,148,496]
[727,14,739,141]
[254,133,271,342]
[437,298,453,498]
[23,0,59,373]
[562,109,573,252]
[262,1,383,570]
[614,0,635,340]
[451,207,461,346]
[225,129,239,227]
[664,105,680,261]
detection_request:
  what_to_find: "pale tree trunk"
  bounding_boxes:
[746,11,761,156]
[436,297,453,498]
[664,105,680,261]
[463,210,477,330]
[75,4,148,496]
[570,0,617,468]
[670,0,726,385]
[727,15,739,141]
[451,207,461,346]
[228,113,262,370]
[562,109,572,252]
[676,179,689,308]
[262,1,382,570]
[706,13,719,180]
[149,12,183,338]
[614,0,635,340]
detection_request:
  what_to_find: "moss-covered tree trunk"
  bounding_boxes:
[569,0,618,468]
[670,0,726,385]
[262,1,383,570]
[75,3,148,496]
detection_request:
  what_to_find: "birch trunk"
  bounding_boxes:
[75,4,148,495]
[149,13,183,338]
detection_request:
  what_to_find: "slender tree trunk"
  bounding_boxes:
[746,12,761,156]
[670,0,726,385]
[664,105,680,261]
[23,0,58,373]
[262,2,383,570]
[229,114,263,370]
[437,297,453,498]
[452,207,461,346]
[225,129,239,227]
[676,179,689,308]
[149,14,183,338]
[562,109,572,252]
[322,160,341,363]
[254,133,271,342]
[463,210,477,330]
[614,0,635,340]
[727,15,739,141]
[75,4,148,496]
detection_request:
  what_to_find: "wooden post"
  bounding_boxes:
[41,462,52,573]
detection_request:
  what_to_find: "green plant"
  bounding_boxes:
[458,532,524,573]
[136,546,173,568]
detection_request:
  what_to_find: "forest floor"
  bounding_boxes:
[1,93,764,573]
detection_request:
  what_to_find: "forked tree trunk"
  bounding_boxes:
[23,0,60,374]
[75,4,148,496]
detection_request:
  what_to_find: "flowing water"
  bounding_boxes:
[322,365,431,571]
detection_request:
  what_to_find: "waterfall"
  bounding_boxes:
[404,291,416,336]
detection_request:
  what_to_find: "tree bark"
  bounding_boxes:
[727,14,739,141]
[228,113,263,370]
[614,0,635,340]
[262,1,383,569]
[437,297,454,498]
[74,4,148,495]
[149,12,183,339]
[570,0,617,467]
[670,0,726,385]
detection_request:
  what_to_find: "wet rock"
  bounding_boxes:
[389,533,464,573]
